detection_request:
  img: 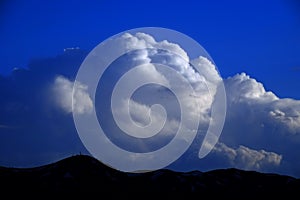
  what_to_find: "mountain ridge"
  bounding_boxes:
[0,155,299,196]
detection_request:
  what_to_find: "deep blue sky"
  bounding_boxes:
[1,0,300,177]
[0,0,300,99]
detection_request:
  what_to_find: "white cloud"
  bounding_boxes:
[121,32,189,61]
[86,32,226,171]
[47,33,300,176]
[112,98,179,138]
[109,33,222,139]
[223,73,300,142]
[52,75,93,114]
[4,30,299,176]
[90,32,300,174]
[208,72,300,176]
[213,142,282,170]
[191,56,221,92]
[225,73,278,103]
[268,100,300,134]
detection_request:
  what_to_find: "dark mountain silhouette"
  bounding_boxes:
[0,155,299,196]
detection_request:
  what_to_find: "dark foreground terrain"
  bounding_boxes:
[0,155,299,196]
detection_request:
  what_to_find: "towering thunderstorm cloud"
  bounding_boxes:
[0,30,299,177]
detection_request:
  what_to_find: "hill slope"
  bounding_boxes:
[0,155,299,196]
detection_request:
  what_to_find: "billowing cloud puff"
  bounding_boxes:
[225,73,278,102]
[213,142,282,171]
[79,32,220,168]
[117,32,189,61]
[222,72,300,144]
[86,32,219,134]
[78,32,298,174]
[52,75,93,114]
[214,72,300,176]
[268,100,300,134]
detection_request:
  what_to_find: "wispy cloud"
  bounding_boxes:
[0,125,13,129]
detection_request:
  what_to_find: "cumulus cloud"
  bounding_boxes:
[52,75,93,114]
[103,32,220,142]
[268,100,300,134]
[0,49,89,167]
[225,72,278,102]
[213,142,282,171]
[1,31,300,177]
[117,32,189,61]
[112,98,176,138]
[89,33,219,166]
[207,72,300,176]
[222,73,300,145]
